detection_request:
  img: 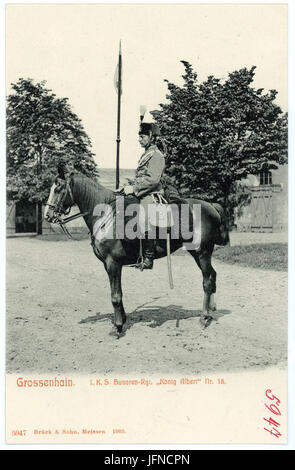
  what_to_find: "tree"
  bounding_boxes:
[152,62,288,221]
[7,78,99,233]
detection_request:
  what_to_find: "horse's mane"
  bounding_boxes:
[70,173,115,207]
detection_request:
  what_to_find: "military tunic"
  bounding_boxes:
[134,145,165,197]
[133,144,165,232]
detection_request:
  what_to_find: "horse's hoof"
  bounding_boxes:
[116,324,127,339]
[209,295,217,312]
[200,315,213,328]
[208,308,217,316]
[109,325,124,338]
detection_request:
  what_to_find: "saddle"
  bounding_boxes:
[93,189,185,243]
[113,192,176,231]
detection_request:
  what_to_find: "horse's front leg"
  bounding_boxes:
[105,257,126,333]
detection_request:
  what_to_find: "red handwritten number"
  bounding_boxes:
[264,389,282,439]
[265,389,281,406]
[264,427,281,438]
[264,403,281,416]
[263,417,280,428]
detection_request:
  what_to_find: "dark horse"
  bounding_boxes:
[44,170,229,333]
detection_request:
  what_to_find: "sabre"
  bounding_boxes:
[166,212,174,289]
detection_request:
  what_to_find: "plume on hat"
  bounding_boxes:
[139,105,147,122]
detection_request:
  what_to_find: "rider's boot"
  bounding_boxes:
[141,238,155,269]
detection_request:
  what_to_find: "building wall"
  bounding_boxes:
[235,165,288,232]
[6,202,16,235]
[6,202,88,236]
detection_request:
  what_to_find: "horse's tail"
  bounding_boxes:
[212,203,230,246]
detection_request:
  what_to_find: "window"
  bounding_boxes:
[259,170,272,186]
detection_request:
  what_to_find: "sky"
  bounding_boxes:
[5,3,288,172]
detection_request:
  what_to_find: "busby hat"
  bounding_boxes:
[139,122,161,136]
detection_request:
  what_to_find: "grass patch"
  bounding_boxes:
[213,243,287,271]
[29,236,288,271]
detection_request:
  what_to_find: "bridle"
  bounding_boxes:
[45,179,74,220]
[45,178,88,239]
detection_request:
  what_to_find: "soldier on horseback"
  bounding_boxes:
[123,122,165,269]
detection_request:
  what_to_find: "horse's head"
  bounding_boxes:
[44,166,75,223]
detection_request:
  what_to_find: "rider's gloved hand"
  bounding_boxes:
[124,185,134,195]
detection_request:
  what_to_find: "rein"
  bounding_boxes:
[58,211,90,239]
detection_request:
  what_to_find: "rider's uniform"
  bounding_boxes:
[133,144,165,232]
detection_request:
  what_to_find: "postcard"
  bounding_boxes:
[4,2,290,446]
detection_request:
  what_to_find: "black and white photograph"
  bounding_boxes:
[2,1,293,448]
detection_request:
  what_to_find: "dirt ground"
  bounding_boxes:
[6,232,287,375]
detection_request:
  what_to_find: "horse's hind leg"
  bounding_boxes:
[188,247,216,326]
[105,257,126,333]
[209,268,217,312]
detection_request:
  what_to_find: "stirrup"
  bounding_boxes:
[135,257,154,271]
[124,253,144,269]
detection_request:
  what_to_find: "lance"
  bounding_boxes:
[115,40,122,189]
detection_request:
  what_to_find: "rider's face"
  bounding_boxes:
[139,133,152,148]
